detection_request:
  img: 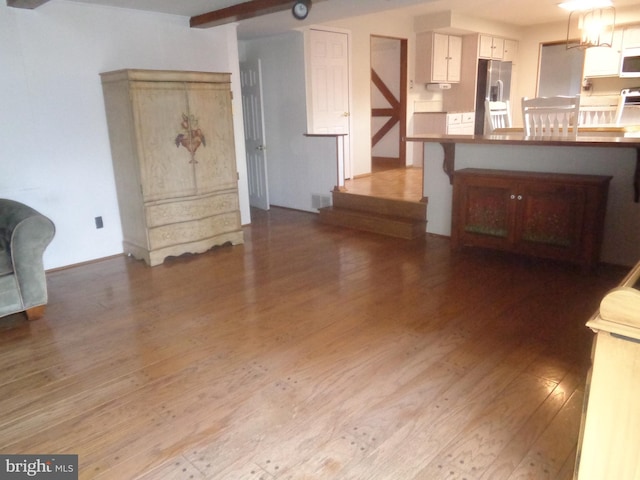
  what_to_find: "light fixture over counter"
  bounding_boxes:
[561,0,616,49]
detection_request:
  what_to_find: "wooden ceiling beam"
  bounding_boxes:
[6,0,50,9]
[190,0,295,29]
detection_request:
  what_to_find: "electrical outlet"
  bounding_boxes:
[95,216,103,229]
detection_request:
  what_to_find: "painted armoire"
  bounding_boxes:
[100,69,243,266]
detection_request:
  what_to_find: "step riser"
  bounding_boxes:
[319,208,426,240]
[332,192,427,221]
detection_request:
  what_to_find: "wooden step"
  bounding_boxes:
[318,206,426,239]
[318,192,428,240]
[331,191,427,220]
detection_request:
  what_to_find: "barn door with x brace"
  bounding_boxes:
[371,36,407,170]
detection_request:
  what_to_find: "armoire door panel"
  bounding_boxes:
[131,82,197,201]
[186,83,238,194]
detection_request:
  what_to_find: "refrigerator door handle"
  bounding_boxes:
[497,79,504,102]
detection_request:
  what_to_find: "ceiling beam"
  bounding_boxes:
[190,0,298,29]
[6,0,50,8]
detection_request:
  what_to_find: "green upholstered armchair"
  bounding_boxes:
[0,199,55,321]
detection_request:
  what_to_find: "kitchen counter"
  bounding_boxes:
[406,131,640,266]
[413,112,475,135]
[407,131,640,194]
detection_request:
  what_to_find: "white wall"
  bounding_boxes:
[0,1,250,270]
[240,32,337,212]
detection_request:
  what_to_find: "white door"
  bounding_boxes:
[240,59,269,210]
[307,28,351,179]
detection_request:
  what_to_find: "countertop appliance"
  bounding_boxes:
[617,87,640,124]
[620,47,640,78]
[621,87,640,104]
[474,59,513,134]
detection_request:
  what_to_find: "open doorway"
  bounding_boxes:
[370,35,407,172]
[538,42,585,97]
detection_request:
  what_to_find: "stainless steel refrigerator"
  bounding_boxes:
[474,59,513,134]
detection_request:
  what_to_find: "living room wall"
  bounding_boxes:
[0,1,250,270]
[239,32,339,213]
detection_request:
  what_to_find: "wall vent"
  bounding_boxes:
[311,194,332,209]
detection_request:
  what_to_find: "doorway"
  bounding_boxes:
[538,42,585,97]
[240,59,269,210]
[370,35,407,171]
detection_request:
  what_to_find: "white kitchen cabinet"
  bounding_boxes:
[479,35,505,59]
[413,112,474,135]
[416,32,462,84]
[502,39,518,62]
[478,35,518,62]
[446,112,475,134]
[100,69,244,266]
[583,29,623,77]
[623,25,640,48]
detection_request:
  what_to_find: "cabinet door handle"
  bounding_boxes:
[517,195,523,200]
[510,194,516,200]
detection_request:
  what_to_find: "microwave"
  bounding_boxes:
[620,47,640,77]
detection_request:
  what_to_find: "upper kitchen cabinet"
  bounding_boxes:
[503,39,518,62]
[478,35,518,62]
[623,25,640,48]
[479,35,504,59]
[583,29,623,77]
[416,32,462,83]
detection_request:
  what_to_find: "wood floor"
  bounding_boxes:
[344,166,423,201]
[0,206,626,479]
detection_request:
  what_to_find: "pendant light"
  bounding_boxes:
[561,0,616,49]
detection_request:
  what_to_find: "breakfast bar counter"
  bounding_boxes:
[407,131,640,267]
[407,131,640,196]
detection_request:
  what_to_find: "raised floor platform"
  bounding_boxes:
[318,167,427,239]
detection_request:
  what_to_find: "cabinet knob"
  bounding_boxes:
[510,194,516,200]
[517,195,523,200]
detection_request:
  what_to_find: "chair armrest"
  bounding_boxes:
[0,199,56,309]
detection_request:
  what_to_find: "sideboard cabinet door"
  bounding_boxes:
[101,69,244,266]
[515,181,586,262]
[451,169,611,269]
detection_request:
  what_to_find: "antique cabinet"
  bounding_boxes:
[100,69,243,266]
[451,169,611,269]
[576,261,640,479]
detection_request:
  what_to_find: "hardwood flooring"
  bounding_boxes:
[344,167,423,201]
[0,206,626,479]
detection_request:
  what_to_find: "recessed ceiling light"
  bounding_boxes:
[558,0,613,11]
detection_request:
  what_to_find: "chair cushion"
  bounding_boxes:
[0,228,13,276]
